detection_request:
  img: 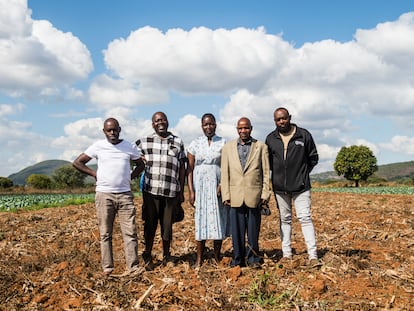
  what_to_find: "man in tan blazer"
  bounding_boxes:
[221,117,270,268]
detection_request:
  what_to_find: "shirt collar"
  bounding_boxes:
[152,131,173,139]
[238,137,253,145]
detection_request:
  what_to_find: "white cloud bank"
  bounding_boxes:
[0,0,414,177]
[0,0,93,98]
[88,13,414,173]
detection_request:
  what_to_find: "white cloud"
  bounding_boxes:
[355,12,414,70]
[94,14,414,155]
[0,116,58,177]
[52,116,154,163]
[32,20,92,78]
[173,114,202,147]
[0,0,93,98]
[0,102,24,117]
[0,0,31,38]
[52,118,104,155]
[2,5,414,178]
[101,26,291,94]
[312,143,341,173]
[89,74,168,109]
[380,135,414,156]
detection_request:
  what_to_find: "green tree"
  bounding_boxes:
[26,174,53,189]
[0,177,13,188]
[334,145,378,187]
[52,165,86,189]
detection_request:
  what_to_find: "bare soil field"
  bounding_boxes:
[0,192,413,310]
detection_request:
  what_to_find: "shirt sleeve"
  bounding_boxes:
[84,142,98,159]
[130,142,142,160]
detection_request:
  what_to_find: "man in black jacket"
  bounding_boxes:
[265,107,319,266]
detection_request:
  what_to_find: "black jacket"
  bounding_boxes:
[265,125,318,194]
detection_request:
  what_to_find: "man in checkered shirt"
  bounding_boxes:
[136,111,186,268]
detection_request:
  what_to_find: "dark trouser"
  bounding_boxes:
[229,204,261,266]
[142,191,179,255]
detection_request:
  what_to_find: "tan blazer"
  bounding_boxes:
[220,139,270,208]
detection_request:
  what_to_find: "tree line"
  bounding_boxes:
[0,145,378,189]
[0,165,88,190]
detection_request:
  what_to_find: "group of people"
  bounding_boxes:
[72,107,319,275]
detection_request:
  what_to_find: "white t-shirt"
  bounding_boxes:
[84,139,141,193]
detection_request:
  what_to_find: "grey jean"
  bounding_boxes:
[275,190,317,260]
[95,191,139,273]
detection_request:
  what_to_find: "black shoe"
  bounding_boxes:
[142,251,152,263]
[142,252,154,270]
[162,254,174,266]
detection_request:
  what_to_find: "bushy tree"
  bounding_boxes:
[334,145,378,187]
[26,174,53,189]
[0,177,13,188]
[52,165,86,189]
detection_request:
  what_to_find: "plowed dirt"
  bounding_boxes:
[1,192,413,310]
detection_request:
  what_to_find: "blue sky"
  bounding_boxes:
[1,0,414,177]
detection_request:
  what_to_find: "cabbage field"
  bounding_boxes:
[1,187,413,212]
[313,186,414,195]
[0,193,95,211]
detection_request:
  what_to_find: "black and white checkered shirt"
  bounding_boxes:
[136,132,186,198]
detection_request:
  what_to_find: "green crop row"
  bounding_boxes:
[0,193,95,212]
[313,186,414,195]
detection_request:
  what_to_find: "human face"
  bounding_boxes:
[152,112,169,137]
[202,116,216,139]
[103,119,121,144]
[237,118,252,142]
[274,109,291,134]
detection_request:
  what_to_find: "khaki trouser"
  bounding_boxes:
[95,191,139,273]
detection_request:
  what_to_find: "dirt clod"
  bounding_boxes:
[1,192,413,310]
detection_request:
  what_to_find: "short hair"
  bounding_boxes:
[237,117,252,128]
[152,111,167,122]
[104,117,119,127]
[201,113,216,123]
[274,107,290,115]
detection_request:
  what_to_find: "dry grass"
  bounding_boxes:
[0,192,413,310]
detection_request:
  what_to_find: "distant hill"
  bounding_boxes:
[6,159,414,186]
[311,160,414,183]
[375,161,414,181]
[8,160,72,185]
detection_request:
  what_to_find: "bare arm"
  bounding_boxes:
[178,160,186,202]
[187,152,195,206]
[72,153,96,179]
[179,159,186,203]
[131,157,145,180]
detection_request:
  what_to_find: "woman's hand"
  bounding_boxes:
[189,190,195,207]
[216,184,221,198]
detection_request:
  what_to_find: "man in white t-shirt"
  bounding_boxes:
[73,118,144,275]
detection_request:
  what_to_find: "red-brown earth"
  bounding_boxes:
[0,192,413,310]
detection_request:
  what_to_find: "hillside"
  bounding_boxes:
[6,159,414,186]
[311,160,414,183]
[376,160,414,181]
[8,160,72,185]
